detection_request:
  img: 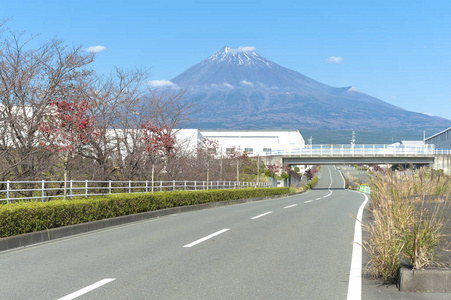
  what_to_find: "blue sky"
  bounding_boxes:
[2,0,451,120]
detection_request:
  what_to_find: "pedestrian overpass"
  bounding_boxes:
[261,144,451,174]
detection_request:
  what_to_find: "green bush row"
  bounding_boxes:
[307,176,318,189]
[0,187,291,238]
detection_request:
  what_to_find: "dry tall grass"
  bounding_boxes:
[364,168,450,283]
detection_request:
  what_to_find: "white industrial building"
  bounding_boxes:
[192,130,305,156]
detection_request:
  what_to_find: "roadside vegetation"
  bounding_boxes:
[364,167,450,282]
[0,187,292,238]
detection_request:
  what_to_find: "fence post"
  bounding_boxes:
[42,180,45,202]
[85,180,88,198]
[160,181,162,192]
[145,180,148,193]
[194,181,197,191]
[70,180,73,199]
[173,180,176,191]
[129,180,131,193]
[184,180,187,191]
[6,180,10,204]
[109,180,112,194]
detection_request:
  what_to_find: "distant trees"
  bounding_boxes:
[0,24,284,187]
[140,122,175,192]
[0,24,196,185]
[39,99,98,199]
[0,27,94,184]
[196,138,219,188]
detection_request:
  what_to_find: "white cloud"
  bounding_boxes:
[240,80,254,87]
[145,80,178,88]
[223,83,233,89]
[326,56,344,64]
[85,45,106,53]
[229,46,256,54]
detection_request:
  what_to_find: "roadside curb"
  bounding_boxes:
[398,267,451,293]
[0,193,295,252]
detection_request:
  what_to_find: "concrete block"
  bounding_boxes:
[399,267,451,293]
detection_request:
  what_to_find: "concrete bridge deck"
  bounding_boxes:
[259,145,451,174]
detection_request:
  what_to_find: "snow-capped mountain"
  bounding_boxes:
[162,47,451,142]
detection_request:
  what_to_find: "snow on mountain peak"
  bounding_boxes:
[347,86,360,93]
[205,46,274,67]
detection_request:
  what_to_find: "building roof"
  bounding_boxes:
[425,127,451,141]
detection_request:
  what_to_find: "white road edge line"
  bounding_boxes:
[251,211,273,219]
[183,229,230,248]
[57,278,116,300]
[284,204,297,208]
[346,192,369,300]
[304,200,312,203]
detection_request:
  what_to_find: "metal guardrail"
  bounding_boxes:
[263,144,451,156]
[0,180,270,204]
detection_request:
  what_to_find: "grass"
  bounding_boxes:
[364,167,450,283]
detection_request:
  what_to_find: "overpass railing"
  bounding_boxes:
[0,180,269,204]
[264,144,451,156]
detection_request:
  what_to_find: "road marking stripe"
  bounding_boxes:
[251,211,273,219]
[347,192,369,300]
[183,229,230,248]
[304,200,312,203]
[284,204,297,208]
[315,198,321,200]
[57,278,116,300]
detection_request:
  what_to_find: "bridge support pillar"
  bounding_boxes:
[432,154,451,175]
[264,156,283,168]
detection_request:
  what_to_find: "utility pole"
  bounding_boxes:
[257,155,260,186]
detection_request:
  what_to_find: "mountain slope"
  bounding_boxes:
[168,47,451,142]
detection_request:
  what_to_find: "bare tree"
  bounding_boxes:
[73,68,147,181]
[143,88,196,132]
[0,29,94,183]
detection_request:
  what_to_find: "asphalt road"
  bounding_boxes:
[1,166,367,299]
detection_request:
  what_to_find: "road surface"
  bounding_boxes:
[1,166,368,299]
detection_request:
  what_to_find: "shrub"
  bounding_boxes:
[0,187,291,238]
[307,176,318,189]
[364,168,449,283]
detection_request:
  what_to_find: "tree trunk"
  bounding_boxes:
[151,163,155,193]
[207,160,210,190]
[63,156,68,201]
[236,161,239,186]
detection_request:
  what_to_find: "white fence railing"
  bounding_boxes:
[0,180,270,204]
[263,144,451,156]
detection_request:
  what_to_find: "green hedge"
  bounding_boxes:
[0,187,291,238]
[307,176,318,189]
